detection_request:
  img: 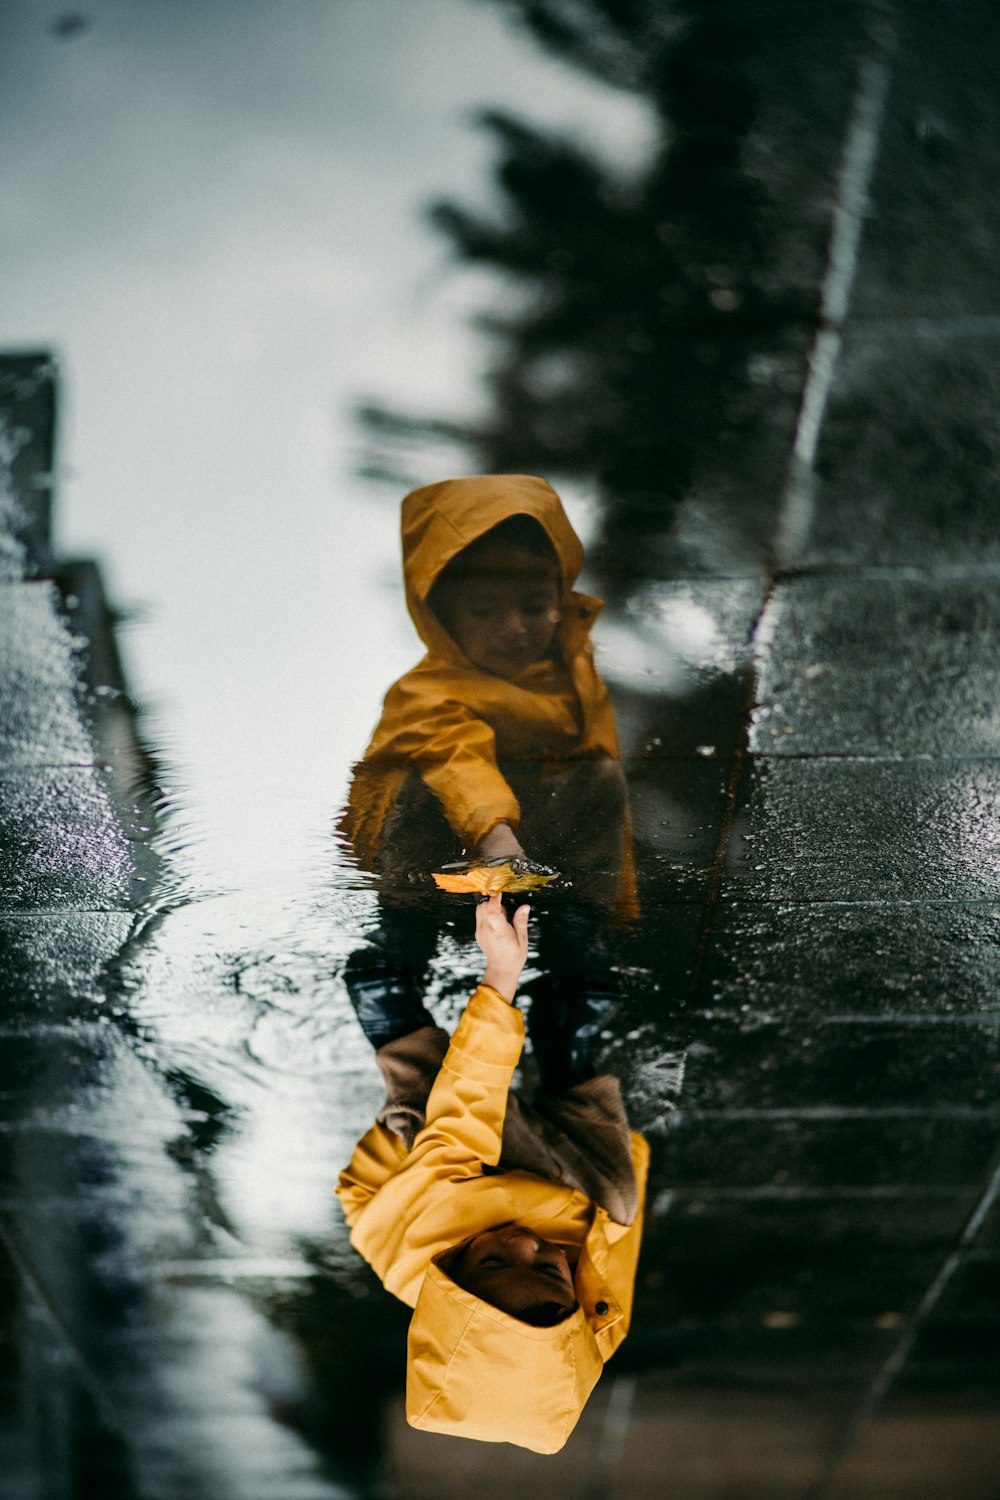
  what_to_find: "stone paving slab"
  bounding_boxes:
[804,334,1000,568]
[752,573,1000,756]
[907,1321,1000,1381]
[826,1394,1000,1500]
[850,0,1000,322]
[0,912,135,1014]
[931,1256,1000,1322]
[652,1245,960,1324]
[0,766,136,911]
[0,581,94,769]
[0,1020,178,1130]
[606,1383,850,1500]
[654,1116,1000,1191]
[699,900,1000,1016]
[726,758,1000,901]
[645,1188,979,1262]
[641,1324,901,1381]
[642,1196,977,1321]
[679,1017,1000,1111]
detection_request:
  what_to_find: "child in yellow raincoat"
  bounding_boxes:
[339,473,635,1020]
[337,894,648,1454]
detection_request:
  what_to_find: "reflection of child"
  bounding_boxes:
[336,896,648,1453]
[340,473,635,1008]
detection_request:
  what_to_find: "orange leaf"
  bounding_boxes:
[431,862,558,894]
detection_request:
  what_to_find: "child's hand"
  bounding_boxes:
[475,892,530,1004]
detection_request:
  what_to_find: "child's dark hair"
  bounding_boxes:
[436,515,558,584]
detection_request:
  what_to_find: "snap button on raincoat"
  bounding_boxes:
[339,474,631,872]
[336,985,649,1453]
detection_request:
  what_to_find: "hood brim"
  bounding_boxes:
[406,1258,603,1454]
[400,474,588,664]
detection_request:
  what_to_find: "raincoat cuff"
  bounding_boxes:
[465,806,521,845]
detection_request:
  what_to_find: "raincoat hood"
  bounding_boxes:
[400,474,595,665]
[406,1256,603,1454]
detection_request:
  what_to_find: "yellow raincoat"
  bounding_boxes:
[340,474,631,880]
[336,985,649,1454]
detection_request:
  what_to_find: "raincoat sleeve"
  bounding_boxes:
[379,682,521,845]
[403,984,524,1175]
[336,1122,409,1228]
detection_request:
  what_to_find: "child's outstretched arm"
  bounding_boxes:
[478,819,527,864]
[475,892,530,1003]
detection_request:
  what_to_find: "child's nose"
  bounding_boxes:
[500,610,530,640]
[506,1227,543,1259]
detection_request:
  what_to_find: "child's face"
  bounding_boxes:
[452,1223,577,1324]
[433,541,561,679]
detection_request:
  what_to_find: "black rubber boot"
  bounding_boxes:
[527,971,621,1092]
[343,954,436,1050]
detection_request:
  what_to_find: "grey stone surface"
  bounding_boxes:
[850,0,1000,321]
[0,582,94,769]
[654,1116,1000,1191]
[752,573,1000,756]
[804,335,1000,568]
[644,1195,979,1320]
[0,767,136,911]
[726,758,1000,902]
[680,1017,1000,1111]
[699,901,1000,1017]
[0,912,135,1013]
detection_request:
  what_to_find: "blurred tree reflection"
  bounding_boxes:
[360,0,818,591]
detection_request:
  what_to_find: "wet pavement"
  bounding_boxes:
[3,4,1000,1497]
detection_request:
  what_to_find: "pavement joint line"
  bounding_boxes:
[772,43,893,570]
[744,753,1000,763]
[0,907,136,917]
[586,1375,636,1500]
[685,588,769,1016]
[812,1143,1000,1497]
[682,31,898,1029]
[664,1187,981,1200]
[149,1258,316,1279]
[717,896,1000,906]
[822,1014,1000,1025]
[777,562,1000,580]
[0,1211,128,1438]
[613,563,1000,582]
[0,760,97,770]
